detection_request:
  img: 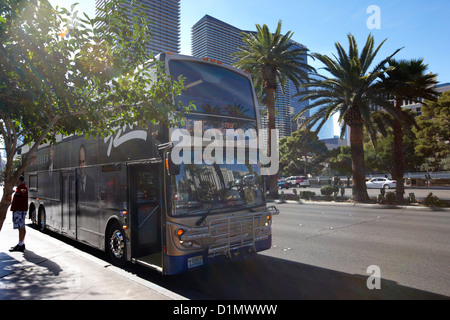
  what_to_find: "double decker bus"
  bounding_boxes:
[24,53,278,275]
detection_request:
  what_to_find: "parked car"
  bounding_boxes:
[285,176,310,188]
[278,180,290,189]
[366,177,397,189]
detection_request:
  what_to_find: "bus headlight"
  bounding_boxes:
[175,228,199,249]
[180,240,193,248]
[265,215,271,226]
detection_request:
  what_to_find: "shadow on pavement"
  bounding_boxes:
[135,254,449,300]
[0,250,64,300]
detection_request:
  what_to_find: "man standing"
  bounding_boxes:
[9,176,28,252]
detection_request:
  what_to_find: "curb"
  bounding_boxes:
[267,199,450,211]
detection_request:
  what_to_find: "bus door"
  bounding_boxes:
[129,164,163,270]
[61,171,76,238]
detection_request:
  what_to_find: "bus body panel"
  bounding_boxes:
[27,122,162,248]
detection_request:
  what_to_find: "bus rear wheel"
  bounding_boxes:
[38,207,46,233]
[28,204,36,223]
[106,222,127,267]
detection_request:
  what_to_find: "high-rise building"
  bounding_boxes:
[400,82,450,116]
[191,15,310,142]
[369,80,449,117]
[192,15,243,66]
[95,0,180,54]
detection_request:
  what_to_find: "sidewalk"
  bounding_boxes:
[0,212,186,300]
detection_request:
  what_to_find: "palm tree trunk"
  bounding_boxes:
[393,99,405,202]
[266,87,278,198]
[349,123,369,201]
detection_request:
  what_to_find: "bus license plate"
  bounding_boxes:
[188,255,203,269]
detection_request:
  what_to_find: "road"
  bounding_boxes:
[128,202,450,299]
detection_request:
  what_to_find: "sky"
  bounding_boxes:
[48,0,450,84]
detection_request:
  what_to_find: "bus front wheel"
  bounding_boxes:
[106,221,127,267]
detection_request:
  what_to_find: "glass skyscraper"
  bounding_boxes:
[191,15,310,141]
[192,15,243,66]
[95,0,180,54]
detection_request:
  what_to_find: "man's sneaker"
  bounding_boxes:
[9,244,25,252]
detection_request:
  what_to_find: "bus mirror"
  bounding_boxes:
[166,152,180,176]
[157,142,173,157]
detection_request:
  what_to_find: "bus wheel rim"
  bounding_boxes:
[110,230,125,259]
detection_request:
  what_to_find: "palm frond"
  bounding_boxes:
[233,20,313,96]
[294,34,403,140]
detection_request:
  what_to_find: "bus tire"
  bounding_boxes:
[38,207,46,233]
[28,203,36,223]
[106,221,127,267]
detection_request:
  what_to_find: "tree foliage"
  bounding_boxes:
[329,146,352,178]
[364,119,425,175]
[376,58,438,201]
[233,21,313,94]
[0,0,190,230]
[414,91,450,170]
[279,129,328,176]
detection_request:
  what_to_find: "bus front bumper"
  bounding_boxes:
[164,235,272,275]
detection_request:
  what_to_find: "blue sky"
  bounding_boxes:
[49,0,450,84]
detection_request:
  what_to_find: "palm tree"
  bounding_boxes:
[294,34,402,202]
[233,21,314,198]
[378,59,438,201]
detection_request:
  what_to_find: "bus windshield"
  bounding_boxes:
[169,60,256,119]
[169,156,265,217]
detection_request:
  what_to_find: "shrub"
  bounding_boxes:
[385,192,396,204]
[300,191,316,200]
[377,194,383,203]
[424,193,449,207]
[320,185,338,198]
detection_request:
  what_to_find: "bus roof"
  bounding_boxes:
[155,52,252,80]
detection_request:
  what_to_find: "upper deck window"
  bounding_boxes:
[169,60,256,119]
